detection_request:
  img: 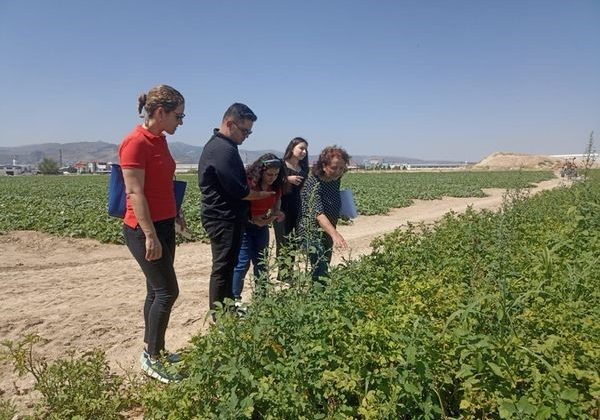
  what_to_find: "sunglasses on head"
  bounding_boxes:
[261,158,282,168]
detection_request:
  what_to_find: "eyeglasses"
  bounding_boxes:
[233,121,252,136]
[175,113,185,121]
[261,158,282,168]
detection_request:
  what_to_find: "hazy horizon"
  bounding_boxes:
[1,138,588,165]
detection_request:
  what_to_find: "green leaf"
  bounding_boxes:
[487,361,503,377]
[498,400,516,418]
[560,388,579,402]
[456,364,474,378]
[405,345,416,364]
[556,402,568,417]
[516,396,536,414]
[535,405,552,420]
[403,382,420,395]
[496,307,504,321]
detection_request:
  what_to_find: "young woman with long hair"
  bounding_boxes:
[232,153,286,303]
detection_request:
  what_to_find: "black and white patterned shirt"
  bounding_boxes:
[298,174,341,241]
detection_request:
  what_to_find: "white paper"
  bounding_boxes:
[340,189,358,219]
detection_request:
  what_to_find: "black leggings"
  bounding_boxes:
[123,219,179,357]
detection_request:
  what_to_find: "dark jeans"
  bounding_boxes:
[123,219,179,357]
[202,218,245,312]
[232,223,270,300]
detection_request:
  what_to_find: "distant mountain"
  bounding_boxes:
[0,141,277,166]
[0,141,461,166]
[0,141,118,165]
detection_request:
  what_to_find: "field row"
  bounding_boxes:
[0,171,555,243]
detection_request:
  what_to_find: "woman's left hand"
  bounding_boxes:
[331,231,348,250]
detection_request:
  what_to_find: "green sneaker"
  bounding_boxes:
[141,357,182,383]
[142,349,182,364]
[164,352,182,363]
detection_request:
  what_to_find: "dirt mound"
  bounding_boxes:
[474,152,562,170]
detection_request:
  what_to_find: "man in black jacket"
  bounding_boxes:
[198,103,273,318]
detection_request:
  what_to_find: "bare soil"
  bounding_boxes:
[0,176,568,413]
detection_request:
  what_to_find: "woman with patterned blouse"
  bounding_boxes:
[298,146,350,282]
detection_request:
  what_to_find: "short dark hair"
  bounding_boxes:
[222,103,257,122]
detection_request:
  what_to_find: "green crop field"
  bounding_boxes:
[0,171,554,244]
[2,171,598,419]
[3,171,596,419]
[138,170,600,418]
[342,171,554,215]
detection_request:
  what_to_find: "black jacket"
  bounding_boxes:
[198,130,250,221]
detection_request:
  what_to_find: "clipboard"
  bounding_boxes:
[340,189,358,219]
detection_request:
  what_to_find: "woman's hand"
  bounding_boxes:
[287,175,304,186]
[331,231,348,250]
[316,213,348,250]
[145,233,163,261]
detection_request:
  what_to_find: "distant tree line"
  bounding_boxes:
[38,158,60,175]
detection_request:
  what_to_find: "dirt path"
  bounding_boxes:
[334,177,566,262]
[0,176,568,411]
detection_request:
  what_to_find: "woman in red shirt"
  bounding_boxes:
[232,153,286,304]
[119,85,185,383]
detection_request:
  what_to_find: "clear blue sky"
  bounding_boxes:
[1,0,598,162]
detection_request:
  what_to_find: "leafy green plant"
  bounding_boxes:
[1,335,137,419]
[0,398,16,420]
[138,170,599,418]
[2,170,597,418]
[581,131,597,181]
[38,158,60,175]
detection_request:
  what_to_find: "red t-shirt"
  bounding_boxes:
[119,125,176,228]
[249,180,281,218]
